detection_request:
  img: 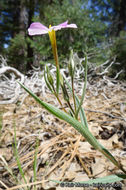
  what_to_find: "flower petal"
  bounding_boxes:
[52,21,77,31]
[58,21,69,27]
[66,23,78,28]
[28,22,49,35]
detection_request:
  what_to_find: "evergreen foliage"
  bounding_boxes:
[110,32,126,79]
[91,0,126,36]
[0,0,20,52]
[0,0,126,78]
[7,34,27,72]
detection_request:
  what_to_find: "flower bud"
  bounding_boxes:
[59,73,64,86]
[60,75,69,102]
[47,69,54,86]
[44,65,54,93]
[68,49,75,78]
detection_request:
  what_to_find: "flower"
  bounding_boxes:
[28,21,77,36]
[28,21,77,94]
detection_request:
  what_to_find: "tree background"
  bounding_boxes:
[0,0,126,78]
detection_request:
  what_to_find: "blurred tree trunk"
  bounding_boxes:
[18,0,36,73]
[117,0,126,36]
[18,0,28,72]
[26,0,35,72]
[19,1,28,36]
[12,0,20,37]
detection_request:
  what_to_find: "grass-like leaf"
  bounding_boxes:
[56,65,60,94]
[18,82,126,174]
[44,67,53,93]
[33,139,39,190]
[0,155,19,186]
[50,173,126,185]
[75,53,87,119]
[14,123,29,190]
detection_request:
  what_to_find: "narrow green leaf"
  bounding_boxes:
[14,123,29,189]
[64,77,88,128]
[68,49,75,78]
[44,66,53,93]
[56,65,60,94]
[50,174,126,185]
[75,53,87,118]
[18,82,126,174]
[33,139,38,190]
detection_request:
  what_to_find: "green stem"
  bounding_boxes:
[75,53,87,119]
[67,100,75,115]
[49,30,60,94]
[65,77,88,128]
[72,77,77,115]
[56,64,60,94]
[52,86,67,113]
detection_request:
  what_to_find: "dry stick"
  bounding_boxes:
[24,134,68,170]
[6,180,48,190]
[85,109,126,121]
[46,149,70,177]
[97,57,116,76]
[42,137,78,187]
[59,135,81,180]
[9,133,64,169]
[67,100,75,115]
[76,152,92,178]
[42,148,61,187]
[54,92,68,113]
[114,70,124,79]
[42,139,77,185]
[0,180,9,189]
[42,144,76,186]
[45,136,80,178]
[52,84,68,113]
[9,131,73,176]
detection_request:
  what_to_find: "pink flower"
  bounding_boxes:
[28,21,77,36]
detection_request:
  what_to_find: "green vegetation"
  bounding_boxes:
[110,32,126,79]
[0,0,125,78]
[19,50,126,185]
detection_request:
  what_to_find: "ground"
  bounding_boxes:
[0,81,126,190]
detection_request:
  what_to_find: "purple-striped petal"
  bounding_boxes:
[28,22,49,35]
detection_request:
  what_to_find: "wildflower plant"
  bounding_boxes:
[18,21,126,185]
